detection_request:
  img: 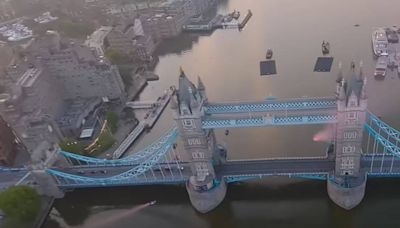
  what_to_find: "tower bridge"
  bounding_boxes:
[2,65,400,213]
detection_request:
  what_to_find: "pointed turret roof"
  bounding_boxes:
[197,76,205,91]
[178,67,198,108]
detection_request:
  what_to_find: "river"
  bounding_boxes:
[43,0,400,227]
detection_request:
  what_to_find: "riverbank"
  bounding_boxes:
[127,74,148,101]
[32,197,54,228]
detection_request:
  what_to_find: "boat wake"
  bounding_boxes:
[86,203,152,228]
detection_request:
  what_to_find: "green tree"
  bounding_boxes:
[105,49,131,65]
[58,22,94,39]
[106,111,119,134]
[0,186,41,222]
[59,139,85,154]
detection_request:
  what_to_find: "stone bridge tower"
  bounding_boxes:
[328,63,368,209]
[170,68,226,213]
[30,141,69,198]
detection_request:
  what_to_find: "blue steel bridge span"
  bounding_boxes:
[3,68,400,213]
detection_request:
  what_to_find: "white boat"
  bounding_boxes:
[374,56,388,77]
[232,10,240,20]
[372,28,389,56]
[148,200,157,206]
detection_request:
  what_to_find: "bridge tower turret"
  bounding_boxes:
[171,68,226,213]
[30,141,68,198]
[328,62,367,210]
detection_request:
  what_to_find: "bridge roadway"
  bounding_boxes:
[3,155,400,189]
[205,97,337,114]
[47,155,400,188]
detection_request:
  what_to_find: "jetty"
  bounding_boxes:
[113,87,176,159]
[239,10,252,30]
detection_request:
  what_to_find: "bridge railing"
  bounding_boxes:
[202,113,337,128]
[367,112,400,143]
[48,132,179,185]
[205,97,337,114]
[364,123,400,156]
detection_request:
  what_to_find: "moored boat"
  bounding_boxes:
[266,49,273,59]
[322,41,330,55]
[374,56,388,77]
[372,28,389,56]
[232,10,240,20]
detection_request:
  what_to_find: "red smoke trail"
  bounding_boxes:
[313,125,334,142]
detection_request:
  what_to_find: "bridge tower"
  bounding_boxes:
[30,141,69,198]
[170,68,226,213]
[328,63,368,209]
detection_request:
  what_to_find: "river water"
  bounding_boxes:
[43,0,400,227]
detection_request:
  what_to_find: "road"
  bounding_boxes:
[3,155,400,189]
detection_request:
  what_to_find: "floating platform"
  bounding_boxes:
[260,60,277,75]
[314,57,334,72]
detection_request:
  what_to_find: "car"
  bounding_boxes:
[90,170,96,174]
[178,166,184,171]
[100,170,107,174]
[77,170,85,174]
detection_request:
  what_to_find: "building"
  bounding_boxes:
[44,44,126,100]
[0,115,17,166]
[105,23,136,56]
[84,26,112,57]
[56,97,102,138]
[0,67,64,153]
[139,8,186,43]
[0,0,15,21]
[87,19,155,61]
[133,34,155,61]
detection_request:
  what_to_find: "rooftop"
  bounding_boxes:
[16,68,42,88]
[57,98,101,128]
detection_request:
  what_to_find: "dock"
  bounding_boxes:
[143,87,176,129]
[112,87,176,159]
[239,10,252,30]
[183,9,252,32]
[125,101,157,109]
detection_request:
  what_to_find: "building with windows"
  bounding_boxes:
[44,44,125,100]
[0,0,15,21]
[85,26,113,57]
[0,115,17,166]
[0,67,64,153]
[139,8,186,43]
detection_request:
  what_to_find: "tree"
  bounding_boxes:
[59,139,85,154]
[105,49,131,65]
[106,111,119,134]
[57,21,94,39]
[0,186,41,222]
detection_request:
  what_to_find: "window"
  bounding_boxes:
[195,163,209,176]
[344,131,357,139]
[192,151,205,159]
[341,157,354,169]
[182,119,194,129]
[346,112,358,120]
[188,138,201,146]
[342,145,356,154]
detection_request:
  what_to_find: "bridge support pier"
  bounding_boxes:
[327,175,366,210]
[186,178,227,213]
